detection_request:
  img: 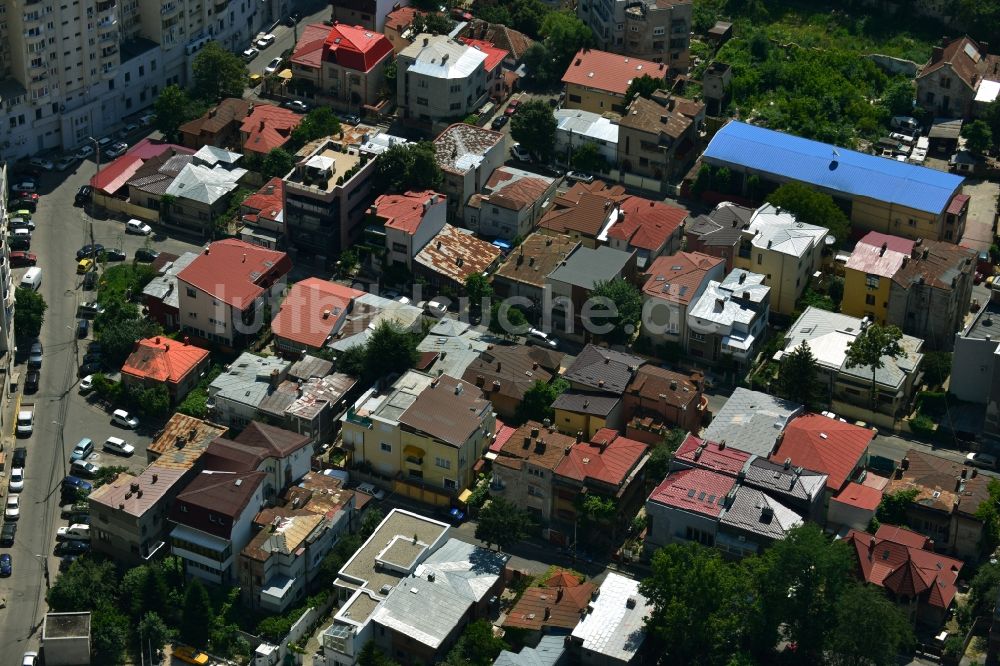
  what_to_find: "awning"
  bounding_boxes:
[403,445,425,457]
[457,489,473,504]
[277,68,293,80]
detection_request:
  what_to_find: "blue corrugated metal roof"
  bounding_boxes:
[702,121,964,215]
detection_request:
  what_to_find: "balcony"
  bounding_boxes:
[99,31,116,44]
[96,0,116,12]
[160,2,178,15]
[214,0,228,9]
[97,15,117,28]
[404,456,423,467]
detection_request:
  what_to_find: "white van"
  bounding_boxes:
[19,267,41,291]
[111,409,139,429]
[56,524,91,541]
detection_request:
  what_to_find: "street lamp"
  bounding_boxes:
[31,553,50,589]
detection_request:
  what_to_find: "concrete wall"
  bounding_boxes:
[951,335,998,404]
[865,54,919,78]
[564,83,627,116]
[644,500,718,558]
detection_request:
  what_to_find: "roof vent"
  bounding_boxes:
[626,596,637,609]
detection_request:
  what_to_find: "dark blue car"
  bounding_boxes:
[62,475,93,494]
[0,553,12,576]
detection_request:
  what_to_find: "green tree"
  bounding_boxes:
[488,302,528,339]
[579,494,616,522]
[261,147,295,179]
[767,182,850,244]
[14,287,46,338]
[539,11,593,74]
[880,78,915,117]
[640,542,759,664]
[976,479,1000,556]
[626,74,664,102]
[963,119,993,154]
[94,299,161,367]
[411,12,454,35]
[522,43,555,85]
[476,497,532,551]
[511,100,557,163]
[180,578,214,647]
[963,561,1000,626]
[515,379,568,423]
[136,611,174,659]
[360,507,385,538]
[646,428,687,481]
[153,85,200,142]
[291,106,343,147]
[358,641,401,666]
[129,383,171,417]
[570,143,605,173]
[777,341,823,409]
[876,488,919,525]
[843,323,906,412]
[364,319,420,382]
[464,273,493,315]
[826,583,914,666]
[92,604,130,665]
[922,351,952,388]
[192,41,248,101]
[587,278,642,344]
[338,248,359,276]
[371,142,443,193]
[443,619,509,666]
[48,558,120,611]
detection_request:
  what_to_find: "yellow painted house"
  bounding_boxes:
[842,232,912,323]
[341,371,495,498]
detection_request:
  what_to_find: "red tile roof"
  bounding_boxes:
[241,104,303,155]
[121,337,209,385]
[91,156,144,194]
[373,190,446,235]
[459,38,508,73]
[178,239,292,310]
[641,252,725,305]
[385,6,422,30]
[605,196,685,251]
[947,193,970,215]
[291,23,331,69]
[846,232,915,278]
[846,525,962,609]
[241,177,284,225]
[271,277,364,349]
[503,575,595,631]
[489,419,516,454]
[128,138,197,160]
[562,49,667,96]
[555,429,648,488]
[324,24,394,72]
[770,414,874,492]
[648,468,735,518]
[672,434,750,476]
[831,482,882,511]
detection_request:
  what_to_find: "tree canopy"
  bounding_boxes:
[291,107,343,147]
[338,319,420,384]
[94,299,161,367]
[626,74,664,102]
[844,323,906,411]
[516,378,568,423]
[371,142,444,193]
[464,273,493,315]
[153,85,202,143]
[261,148,295,179]
[411,12,454,35]
[488,302,529,339]
[471,0,551,39]
[962,119,993,155]
[587,278,642,344]
[777,340,823,409]
[539,11,593,75]
[511,100,557,163]
[570,143,605,173]
[191,41,247,101]
[475,497,533,551]
[14,287,46,339]
[767,182,850,244]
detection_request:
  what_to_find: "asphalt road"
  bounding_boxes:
[0,134,205,659]
[245,0,331,78]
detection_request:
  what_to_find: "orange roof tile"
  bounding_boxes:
[373,190,446,235]
[831,482,882,511]
[606,196,686,251]
[562,49,667,96]
[503,579,595,631]
[291,23,331,68]
[241,104,303,155]
[555,429,648,488]
[460,38,508,72]
[241,177,284,224]
[121,337,210,384]
[178,239,292,310]
[648,468,735,518]
[324,24,394,72]
[385,6,422,30]
[641,252,725,305]
[271,277,365,349]
[770,414,874,492]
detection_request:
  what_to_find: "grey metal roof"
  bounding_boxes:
[547,245,635,290]
[415,538,508,604]
[563,345,644,394]
[719,485,803,540]
[570,572,650,662]
[193,144,242,167]
[742,456,827,505]
[702,388,803,458]
[142,251,200,309]
[372,575,470,649]
[962,299,1000,341]
[688,271,769,329]
[494,636,568,666]
[165,163,246,204]
[208,353,291,410]
[686,202,752,247]
[416,319,490,379]
[288,354,335,381]
[779,307,923,390]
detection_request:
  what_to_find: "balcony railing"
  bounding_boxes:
[96,0,116,11]
[405,456,423,466]
[160,2,178,14]
[98,15,117,28]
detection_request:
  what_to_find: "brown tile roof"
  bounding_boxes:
[561,49,667,97]
[234,421,311,458]
[201,438,267,472]
[170,469,268,538]
[625,365,702,410]
[414,224,502,284]
[919,36,1000,90]
[462,20,534,60]
[398,375,490,447]
[641,252,725,305]
[888,448,991,519]
[179,98,252,138]
[555,429,648,488]
[563,344,645,395]
[462,345,563,402]
[433,124,505,175]
[473,168,551,212]
[146,413,228,469]
[619,95,692,140]
[551,392,620,417]
[891,238,976,291]
[538,180,627,238]
[494,232,579,289]
[244,510,325,561]
[498,421,575,471]
[88,463,187,518]
[503,577,596,631]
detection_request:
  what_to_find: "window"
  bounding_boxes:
[529,468,544,478]
[865,294,875,305]
[186,287,196,297]
[449,84,460,93]
[416,96,428,105]
[926,91,935,103]
[690,332,705,342]
[940,76,950,89]
[865,274,879,289]
[652,26,665,36]
[449,102,461,110]
[528,485,542,497]
[569,94,582,103]
[443,478,457,489]
[435,456,451,469]
[757,253,763,265]
[380,442,391,452]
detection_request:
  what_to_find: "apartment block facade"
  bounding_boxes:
[577,0,691,70]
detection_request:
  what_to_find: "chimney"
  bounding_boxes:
[670,380,678,391]
[259,120,265,131]
[932,45,944,62]
[718,439,726,450]
[576,431,583,443]
[901,457,910,471]
[152,473,158,483]
[531,427,539,438]
[972,468,978,478]
[557,587,564,602]
[424,36,429,46]
[270,368,281,387]
[323,309,331,319]
[242,253,247,263]
[155,336,161,344]
[544,607,551,620]
[536,439,546,453]
[496,361,502,371]
[783,457,791,470]
[956,477,963,491]
[523,436,532,449]
[879,242,887,257]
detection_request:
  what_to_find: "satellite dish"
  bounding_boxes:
[824,235,835,246]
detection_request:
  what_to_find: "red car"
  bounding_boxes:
[504,98,521,116]
[9,251,37,267]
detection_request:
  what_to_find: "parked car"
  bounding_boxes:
[565,171,594,184]
[104,142,128,159]
[54,155,77,171]
[78,361,102,377]
[74,185,92,205]
[9,251,36,267]
[77,258,95,275]
[8,236,30,251]
[101,248,126,262]
[82,271,98,290]
[27,341,42,368]
[341,113,361,125]
[890,115,919,133]
[104,436,135,456]
[70,460,100,478]
[135,248,160,262]
[173,646,210,665]
[526,328,557,348]
[10,218,35,232]
[510,143,532,162]
[97,137,112,150]
[79,375,94,393]
[112,409,139,429]
[0,553,11,577]
[124,122,139,134]
[355,482,386,500]
[16,408,32,436]
[9,468,24,493]
[77,319,89,339]
[504,98,522,116]
[966,452,997,470]
[10,181,36,193]
[24,370,39,393]
[12,192,38,208]
[60,503,87,518]
[491,115,509,130]
[0,522,16,546]
[264,57,282,74]
[255,33,276,48]
[55,540,90,556]
[242,47,259,61]
[5,496,19,520]
[126,218,152,235]
[76,243,105,259]
[28,157,54,171]
[75,145,95,160]
[77,301,106,318]
[61,475,93,494]
[12,448,26,469]
[70,438,94,462]
[421,300,448,318]
[282,100,309,113]
[57,524,91,541]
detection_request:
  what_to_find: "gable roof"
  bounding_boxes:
[469,166,553,213]
[561,48,667,96]
[538,180,625,238]
[240,104,303,155]
[702,387,803,458]
[626,365,702,410]
[648,467,735,517]
[570,572,651,663]
[234,420,312,458]
[619,94,691,139]
[551,392,620,417]
[494,232,580,289]
[887,448,991,519]
[458,38,508,72]
[241,177,284,225]
[290,22,330,68]
[604,196,685,252]
[402,34,488,79]
[555,429,648,488]
[770,414,874,491]
[121,337,209,385]
[146,413,229,470]
[462,345,562,403]
[641,252,725,305]
[271,278,364,349]
[672,434,750,476]
[918,36,1000,90]
[890,237,976,291]
[498,421,575,471]
[170,469,267,537]
[503,573,595,631]
[398,375,490,447]
[685,203,753,248]
[323,23,393,71]
[546,245,635,290]
[846,231,915,278]
[373,190,446,235]
[563,345,644,395]
[179,98,252,137]
[832,482,883,511]
[704,121,965,215]
[178,239,291,310]
[719,484,803,540]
